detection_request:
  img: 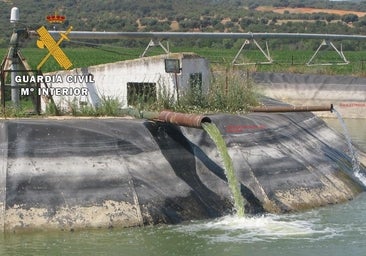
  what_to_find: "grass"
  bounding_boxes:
[0,99,37,118]
[127,66,259,115]
[44,96,124,117]
[1,44,365,117]
[3,45,366,76]
[0,47,141,73]
[177,67,259,114]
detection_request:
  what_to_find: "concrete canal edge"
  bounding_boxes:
[0,110,365,232]
[253,72,366,119]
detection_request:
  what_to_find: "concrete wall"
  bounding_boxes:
[253,72,366,118]
[1,109,365,232]
[42,53,210,112]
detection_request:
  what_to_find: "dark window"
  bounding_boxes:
[127,82,156,106]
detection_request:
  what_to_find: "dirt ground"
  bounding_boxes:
[256,6,366,17]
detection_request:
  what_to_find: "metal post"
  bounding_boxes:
[362,60,364,72]
[35,70,41,114]
[232,39,249,65]
[8,7,21,108]
[0,66,5,111]
[8,31,20,107]
[11,56,19,107]
[174,72,179,105]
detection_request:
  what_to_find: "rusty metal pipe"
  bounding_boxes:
[157,110,211,128]
[121,108,211,128]
[250,104,334,113]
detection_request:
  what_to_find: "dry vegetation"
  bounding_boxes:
[256,6,366,17]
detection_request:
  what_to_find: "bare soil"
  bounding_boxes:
[256,6,366,17]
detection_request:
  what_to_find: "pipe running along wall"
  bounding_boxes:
[122,106,333,129]
[250,104,334,113]
[121,109,211,128]
[157,111,211,128]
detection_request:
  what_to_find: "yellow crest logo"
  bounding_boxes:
[36,26,73,70]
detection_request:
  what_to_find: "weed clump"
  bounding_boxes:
[176,68,259,114]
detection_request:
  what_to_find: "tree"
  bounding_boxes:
[342,14,359,24]
[325,14,338,23]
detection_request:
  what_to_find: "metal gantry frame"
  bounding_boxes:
[140,39,170,57]
[306,39,349,66]
[29,30,366,66]
[0,49,43,114]
[232,39,273,65]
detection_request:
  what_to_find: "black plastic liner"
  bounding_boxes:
[0,109,365,232]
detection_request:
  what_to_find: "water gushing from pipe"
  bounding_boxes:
[333,108,366,186]
[202,122,246,217]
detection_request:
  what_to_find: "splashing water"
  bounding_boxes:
[333,109,366,185]
[202,122,246,217]
[175,214,337,243]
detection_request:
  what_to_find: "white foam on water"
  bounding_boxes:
[175,214,338,243]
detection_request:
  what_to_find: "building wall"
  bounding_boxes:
[42,53,210,112]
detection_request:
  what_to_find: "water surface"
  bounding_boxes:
[2,194,366,256]
[1,118,365,256]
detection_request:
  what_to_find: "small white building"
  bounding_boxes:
[42,52,210,112]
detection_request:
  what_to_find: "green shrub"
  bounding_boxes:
[96,96,123,116]
[174,68,259,114]
[122,68,259,115]
[61,96,123,117]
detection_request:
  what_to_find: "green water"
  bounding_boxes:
[2,193,366,256]
[201,122,245,217]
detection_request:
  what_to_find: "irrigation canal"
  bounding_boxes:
[0,118,364,256]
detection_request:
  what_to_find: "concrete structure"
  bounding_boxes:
[1,106,365,232]
[41,53,210,112]
[253,72,366,119]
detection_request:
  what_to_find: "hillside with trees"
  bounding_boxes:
[2,0,366,50]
